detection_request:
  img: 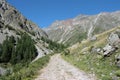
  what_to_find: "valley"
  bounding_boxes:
[0,0,120,80]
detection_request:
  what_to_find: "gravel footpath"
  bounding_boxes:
[35,54,96,80]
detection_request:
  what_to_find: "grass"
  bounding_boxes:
[62,27,120,80]
[0,54,51,80]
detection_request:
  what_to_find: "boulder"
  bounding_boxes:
[91,46,102,54]
[108,32,119,45]
[91,46,97,53]
[103,32,120,56]
[103,44,116,56]
[0,67,6,76]
[96,48,101,53]
[90,36,97,41]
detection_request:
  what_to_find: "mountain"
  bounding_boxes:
[44,11,120,46]
[0,0,53,61]
[0,0,47,43]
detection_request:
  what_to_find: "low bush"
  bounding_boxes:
[0,54,50,80]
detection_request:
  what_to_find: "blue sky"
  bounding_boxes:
[7,0,120,28]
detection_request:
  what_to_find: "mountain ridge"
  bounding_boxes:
[44,11,120,45]
[0,0,47,43]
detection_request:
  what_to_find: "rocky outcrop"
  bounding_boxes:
[103,44,116,56]
[0,67,12,76]
[44,11,120,45]
[0,67,6,76]
[90,29,120,56]
[108,32,120,47]
[103,30,120,56]
[0,0,47,43]
[0,0,51,66]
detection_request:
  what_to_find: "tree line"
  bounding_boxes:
[41,37,66,52]
[0,33,37,65]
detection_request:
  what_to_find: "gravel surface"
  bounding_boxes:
[35,54,96,80]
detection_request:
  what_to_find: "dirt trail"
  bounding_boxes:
[35,54,96,80]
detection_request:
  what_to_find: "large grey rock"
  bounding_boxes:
[0,67,6,76]
[103,31,120,56]
[108,32,120,46]
[0,67,13,76]
[103,44,116,56]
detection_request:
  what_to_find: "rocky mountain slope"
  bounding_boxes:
[0,0,47,43]
[44,11,120,45]
[0,0,51,59]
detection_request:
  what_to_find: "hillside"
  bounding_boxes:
[0,0,53,57]
[44,11,120,46]
[62,26,120,80]
[1,0,120,80]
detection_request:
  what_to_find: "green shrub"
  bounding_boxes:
[63,49,70,56]
[0,33,37,65]
[41,36,66,52]
[115,70,120,77]
[0,54,50,80]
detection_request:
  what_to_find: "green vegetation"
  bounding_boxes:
[63,49,70,56]
[0,54,50,80]
[62,27,120,79]
[0,36,16,63]
[65,31,87,46]
[0,31,65,79]
[41,36,66,52]
[0,33,52,80]
[93,26,105,35]
[0,33,37,64]
[115,70,120,77]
